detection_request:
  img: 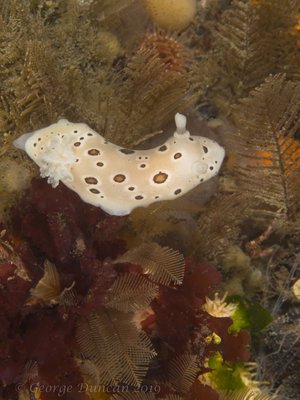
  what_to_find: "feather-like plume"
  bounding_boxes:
[228,74,300,219]
[168,354,199,393]
[0,93,22,143]
[29,260,61,304]
[104,47,195,146]
[59,281,78,306]
[14,41,58,127]
[77,359,101,386]
[219,388,274,400]
[105,272,158,313]
[113,394,184,400]
[212,0,270,103]
[22,360,38,383]
[76,309,156,387]
[113,394,156,400]
[195,193,247,262]
[195,0,300,114]
[114,243,185,286]
[29,260,77,305]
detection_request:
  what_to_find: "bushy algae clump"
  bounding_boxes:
[0,178,253,400]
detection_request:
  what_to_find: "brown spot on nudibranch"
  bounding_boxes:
[174,189,182,195]
[174,152,182,159]
[128,186,135,191]
[90,188,100,194]
[88,149,100,156]
[120,148,135,155]
[153,171,168,184]
[135,195,144,200]
[140,164,147,168]
[113,174,126,183]
[96,162,104,167]
[203,146,208,154]
[85,177,98,185]
[159,145,167,152]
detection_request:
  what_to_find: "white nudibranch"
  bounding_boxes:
[13,114,225,216]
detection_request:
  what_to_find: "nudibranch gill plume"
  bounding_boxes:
[13,113,225,216]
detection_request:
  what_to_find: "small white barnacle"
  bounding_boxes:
[13,113,225,216]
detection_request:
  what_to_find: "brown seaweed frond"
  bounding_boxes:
[12,40,59,129]
[114,243,185,286]
[0,92,22,142]
[105,47,196,146]
[0,3,55,142]
[213,0,270,101]
[76,309,156,387]
[168,354,199,393]
[219,388,274,400]
[256,0,300,82]
[105,272,158,313]
[0,20,22,84]
[195,192,247,262]
[228,74,300,219]
[0,0,22,24]
[197,0,300,114]
[89,0,136,23]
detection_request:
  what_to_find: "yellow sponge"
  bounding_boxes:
[144,0,196,31]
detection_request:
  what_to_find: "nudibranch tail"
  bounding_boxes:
[14,113,225,216]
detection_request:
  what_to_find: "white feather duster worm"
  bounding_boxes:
[13,114,225,216]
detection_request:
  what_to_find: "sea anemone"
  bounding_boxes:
[202,292,237,318]
[139,32,190,74]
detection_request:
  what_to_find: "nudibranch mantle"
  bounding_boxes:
[13,114,225,216]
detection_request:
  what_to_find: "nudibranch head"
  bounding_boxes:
[14,114,225,216]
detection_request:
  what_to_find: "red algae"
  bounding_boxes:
[0,178,250,399]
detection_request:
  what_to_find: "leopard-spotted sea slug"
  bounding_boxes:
[13,113,225,216]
